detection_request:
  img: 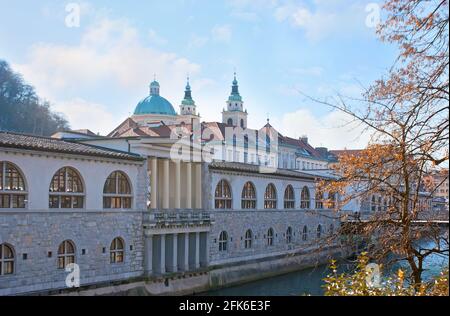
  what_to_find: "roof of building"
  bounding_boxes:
[0,131,143,161]
[208,161,321,180]
[106,118,329,162]
[134,95,177,116]
[329,149,364,157]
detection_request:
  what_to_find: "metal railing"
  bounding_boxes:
[143,209,213,227]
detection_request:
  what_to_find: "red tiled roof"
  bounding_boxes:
[0,131,143,161]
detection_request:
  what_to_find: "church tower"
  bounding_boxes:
[179,77,197,116]
[178,77,200,124]
[222,73,248,128]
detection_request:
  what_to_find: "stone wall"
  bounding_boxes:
[206,167,339,266]
[0,149,148,295]
[209,210,338,266]
[0,210,145,295]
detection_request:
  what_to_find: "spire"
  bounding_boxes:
[228,72,242,102]
[181,76,195,106]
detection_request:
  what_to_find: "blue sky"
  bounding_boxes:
[0,0,398,148]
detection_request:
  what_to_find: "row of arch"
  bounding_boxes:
[0,161,132,209]
[215,179,337,210]
[217,223,335,252]
[0,238,125,276]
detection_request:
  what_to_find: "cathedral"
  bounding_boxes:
[0,75,358,296]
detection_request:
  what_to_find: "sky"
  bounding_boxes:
[0,0,399,149]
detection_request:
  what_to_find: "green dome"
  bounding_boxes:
[134,80,177,116]
[134,95,177,115]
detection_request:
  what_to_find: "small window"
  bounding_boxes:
[215,180,232,209]
[219,231,228,252]
[110,237,125,264]
[227,118,233,126]
[57,240,75,269]
[0,243,15,275]
[316,225,322,239]
[302,226,308,241]
[329,224,334,236]
[286,227,293,244]
[267,228,274,246]
[244,229,253,249]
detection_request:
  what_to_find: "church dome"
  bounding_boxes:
[133,81,177,116]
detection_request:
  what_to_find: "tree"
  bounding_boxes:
[308,0,449,288]
[0,59,69,135]
[324,252,449,296]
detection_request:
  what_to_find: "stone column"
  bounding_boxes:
[150,157,158,209]
[184,233,190,271]
[175,160,181,209]
[163,159,170,209]
[171,233,178,273]
[195,232,200,269]
[195,163,202,209]
[144,234,153,275]
[186,162,192,209]
[160,234,166,275]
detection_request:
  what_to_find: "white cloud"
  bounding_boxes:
[148,28,168,46]
[211,25,232,43]
[274,1,372,41]
[280,108,370,149]
[291,66,324,77]
[188,34,209,49]
[14,17,206,135]
[52,98,118,135]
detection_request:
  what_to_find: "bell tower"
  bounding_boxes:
[222,73,248,128]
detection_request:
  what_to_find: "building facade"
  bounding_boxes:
[1,76,349,295]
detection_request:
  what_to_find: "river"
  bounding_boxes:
[202,238,448,296]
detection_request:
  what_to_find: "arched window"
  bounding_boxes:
[316,225,322,239]
[264,184,277,209]
[0,243,14,275]
[267,228,274,246]
[0,162,27,209]
[110,237,125,264]
[240,119,244,128]
[300,186,310,209]
[227,118,233,126]
[57,240,75,269]
[284,185,295,209]
[302,226,308,241]
[329,224,334,236]
[241,182,256,209]
[244,229,253,249]
[215,180,232,209]
[371,195,377,212]
[103,171,132,209]
[49,167,84,209]
[315,190,323,209]
[328,192,336,209]
[219,231,228,252]
[286,227,293,244]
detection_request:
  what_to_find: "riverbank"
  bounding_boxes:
[56,245,344,296]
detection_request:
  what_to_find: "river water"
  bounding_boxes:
[202,238,448,296]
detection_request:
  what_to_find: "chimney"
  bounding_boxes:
[300,135,308,144]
